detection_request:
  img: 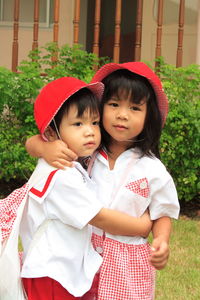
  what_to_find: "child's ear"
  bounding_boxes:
[44,126,58,141]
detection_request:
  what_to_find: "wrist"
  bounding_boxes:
[153,234,169,244]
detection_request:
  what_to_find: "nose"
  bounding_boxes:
[84,125,95,136]
[116,108,128,120]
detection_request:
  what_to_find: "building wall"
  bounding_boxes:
[0,0,75,70]
[0,0,198,70]
[142,0,198,66]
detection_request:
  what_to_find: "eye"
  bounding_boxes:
[93,120,100,126]
[73,122,82,126]
[130,106,141,111]
[108,102,119,107]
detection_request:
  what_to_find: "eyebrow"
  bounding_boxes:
[110,96,120,100]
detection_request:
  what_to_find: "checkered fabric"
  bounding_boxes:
[92,233,155,300]
[125,178,150,198]
[0,183,29,242]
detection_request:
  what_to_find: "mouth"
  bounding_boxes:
[84,141,96,148]
[113,124,128,131]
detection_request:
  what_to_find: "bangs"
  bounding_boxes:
[67,88,100,118]
[102,69,153,104]
[50,88,100,132]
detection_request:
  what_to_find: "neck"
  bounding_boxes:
[107,141,128,170]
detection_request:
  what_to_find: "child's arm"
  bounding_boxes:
[89,209,152,238]
[26,135,77,169]
[149,216,171,270]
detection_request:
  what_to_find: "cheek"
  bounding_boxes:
[95,127,101,140]
[102,108,111,127]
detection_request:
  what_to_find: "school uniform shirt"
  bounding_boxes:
[91,147,180,244]
[20,158,103,297]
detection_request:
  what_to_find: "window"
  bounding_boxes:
[153,0,198,25]
[0,0,54,27]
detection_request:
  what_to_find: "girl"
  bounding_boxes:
[19,76,152,300]
[25,63,180,299]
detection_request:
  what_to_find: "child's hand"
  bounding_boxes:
[149,237,169,270]
[43,140,78,169]
[25,135,78,169]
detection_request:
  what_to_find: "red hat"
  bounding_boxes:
[34,77,104,139]
[91,62,168,125]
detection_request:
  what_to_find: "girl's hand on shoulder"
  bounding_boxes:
[149,236,169,270]
[25,134,77,169]
[43,139,78,169]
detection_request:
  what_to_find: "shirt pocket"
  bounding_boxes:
[123,177,150,216]
[125,177,149,198]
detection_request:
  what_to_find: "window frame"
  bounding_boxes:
[0,0,53,28]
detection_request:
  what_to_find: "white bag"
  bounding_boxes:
[0,165,54,300]
[0,194,28,299]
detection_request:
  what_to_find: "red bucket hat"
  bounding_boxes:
[34,77,104,140]
[91,62,168,125]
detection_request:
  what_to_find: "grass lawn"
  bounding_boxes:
[154,217,200,299]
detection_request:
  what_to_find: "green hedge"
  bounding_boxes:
[155,58,200,201]
[0,47,199,202]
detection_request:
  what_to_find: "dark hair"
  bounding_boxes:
[49,87,100,132]
[100,69,162,158]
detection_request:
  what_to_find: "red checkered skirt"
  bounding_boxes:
[92,234,155,300]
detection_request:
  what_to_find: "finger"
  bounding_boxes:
[150,254,168,264]
[52,160,74,169]
[150,250,169,260]
[152,262,167,270]
[149,256,169,270]
[149,256,168,270]
[61,149,78,161]
[51,161,66,170]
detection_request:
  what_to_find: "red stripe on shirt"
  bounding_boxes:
[30,169,59,198]
[99,149,108,160]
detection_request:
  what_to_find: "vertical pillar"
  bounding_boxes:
[134,0,143,61]
[176,0,185,67]
[93,0,101,57]
[52,0,60,65]
[12,0,20,72]
[113,0,122,63]
[73,0,80,44]
[155,0,163,68]
[32,0,39,51]
[196,0,200,64]
[53,0,60,43]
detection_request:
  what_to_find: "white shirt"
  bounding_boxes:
[20,159,103,297]
[91,148,180,245]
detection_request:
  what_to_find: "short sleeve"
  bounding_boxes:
[149,173,180,220]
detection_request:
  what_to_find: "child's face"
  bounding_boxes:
[59,104,101,157]
[103,91,147,149]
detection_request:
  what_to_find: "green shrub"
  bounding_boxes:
[155,58,200,201]
[0,65,43,182]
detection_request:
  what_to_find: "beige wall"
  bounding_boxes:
[0,0,198,70]
[142,0,198,66]
[0,0,74,70]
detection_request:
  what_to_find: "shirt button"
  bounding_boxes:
[96,246,103,254]
[140,181,147,189]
